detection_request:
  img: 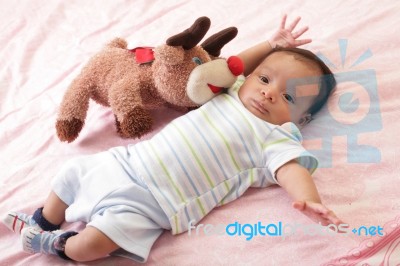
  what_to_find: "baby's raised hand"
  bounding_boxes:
[292,200,345,230]
[269,14,312,49]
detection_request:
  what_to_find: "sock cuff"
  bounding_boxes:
[54,231,78,260]
[32,207,61,231]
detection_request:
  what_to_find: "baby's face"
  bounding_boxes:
[238,52,322,126]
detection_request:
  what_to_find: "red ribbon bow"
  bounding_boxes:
[129,47,155,64]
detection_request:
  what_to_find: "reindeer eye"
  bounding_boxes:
[192,57,203,65]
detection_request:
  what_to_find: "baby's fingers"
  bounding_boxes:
[322,210,345,226]
[294,38,312,47]
[292,26,309,39]
[292,200,306,211]
[293,201,326,214]
[280,14,288,29]
[308,203,345,227]
[287,16,301,32]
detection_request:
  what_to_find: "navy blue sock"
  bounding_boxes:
[32,207,61,231]
[54,231,78,260]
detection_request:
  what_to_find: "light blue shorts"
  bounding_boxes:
[51,149,171,263]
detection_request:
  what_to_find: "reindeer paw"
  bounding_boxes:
[56,118,84,142]
[118,107,153,139]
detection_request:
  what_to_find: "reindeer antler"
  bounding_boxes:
[166,17,211,50]
[201,27,238,57]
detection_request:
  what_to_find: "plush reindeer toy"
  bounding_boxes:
[56,17,243,142]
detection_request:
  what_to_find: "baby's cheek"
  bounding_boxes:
[280,107,292,121]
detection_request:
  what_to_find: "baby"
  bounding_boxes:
[2,15,343,263]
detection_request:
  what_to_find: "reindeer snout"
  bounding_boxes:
[186,57,243,105]
[227,56,244,76]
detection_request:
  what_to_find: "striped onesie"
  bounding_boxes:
[125,75,318,234]
[52,76,318,261]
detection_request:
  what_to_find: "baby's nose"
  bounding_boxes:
[261,88,276,101]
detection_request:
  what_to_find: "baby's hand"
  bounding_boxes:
[293,200,345,230]
[269,14,312,49]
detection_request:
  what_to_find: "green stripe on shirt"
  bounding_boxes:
[223,94,264,145]
[200,109,241,172]
[149,142,187,204]
[172,123,215,188]
[263,138,291,149]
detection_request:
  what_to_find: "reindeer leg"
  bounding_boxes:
[56,75,92,142]
[109,79,153,139]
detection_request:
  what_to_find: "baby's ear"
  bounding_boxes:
[298,114,312,127]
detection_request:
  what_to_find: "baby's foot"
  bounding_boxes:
[22,227,78,259]
[2,211,42,234]
[21,227,64,255]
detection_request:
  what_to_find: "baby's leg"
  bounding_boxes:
[42,191,68,225]
[3,191,68,233]
[22,226,119,262]
[65,226,119,261]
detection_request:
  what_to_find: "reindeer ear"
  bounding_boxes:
[166,17,211,50]
[201,27,238,57]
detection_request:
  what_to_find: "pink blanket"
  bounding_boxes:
[1,1,399,265]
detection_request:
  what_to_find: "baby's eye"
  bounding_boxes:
[192,57,202,65]
[283,94,295,103]
[259,76,269,84]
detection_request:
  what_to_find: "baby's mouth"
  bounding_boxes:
[253,100,269,114]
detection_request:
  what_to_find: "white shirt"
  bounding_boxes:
[125,76,318,234]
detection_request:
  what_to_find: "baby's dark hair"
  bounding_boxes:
[268,47,336,116]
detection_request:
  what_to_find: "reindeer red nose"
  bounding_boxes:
[227,56,244,76]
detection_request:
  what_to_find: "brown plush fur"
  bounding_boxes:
[56,17,237,142]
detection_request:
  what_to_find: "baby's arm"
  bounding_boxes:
[238,14,312,76]
[276,160,343,227]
